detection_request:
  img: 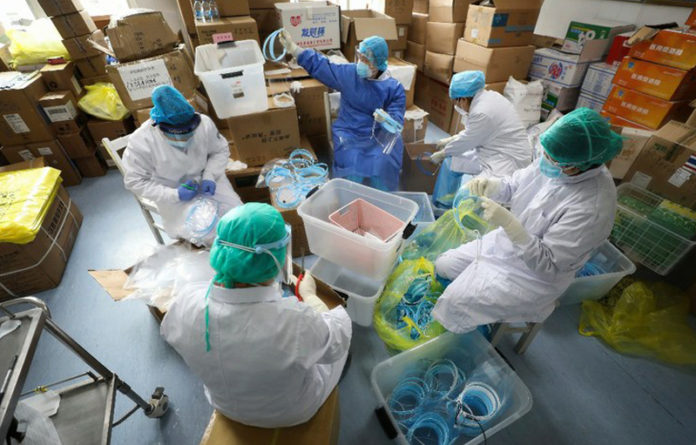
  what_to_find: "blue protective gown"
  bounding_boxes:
[297,49,406,191]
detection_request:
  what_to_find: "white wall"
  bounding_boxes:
[535,0,692,38]
[135,0,185,34]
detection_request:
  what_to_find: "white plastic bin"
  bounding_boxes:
[194,40,267,118]
[310,257,386,326]
[395,191,436,239]
[298,179,419,281]
[371,332,533,445]
[559,240,636,306]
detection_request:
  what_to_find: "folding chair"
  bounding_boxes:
[101,135,166,245]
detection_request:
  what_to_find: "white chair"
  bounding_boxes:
[102,135,166,245]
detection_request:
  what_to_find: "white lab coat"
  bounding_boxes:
[121,115,242,239]
[432,160,617,333]
[445,90,531,177]
[160,281,352,428]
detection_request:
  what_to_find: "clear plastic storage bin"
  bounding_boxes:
[611,184,696,275]
[394,192,435,225]
[297,179,419,281]
[559,240,636,306]
[310,257,386,326]
[371,332,533,445]
[194,40,267,118]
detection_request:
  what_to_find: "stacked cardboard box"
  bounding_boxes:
[250,0,290,45]
[341,10,398,62]
[195,0,261,47]
[370,0,415,58]
[405,11,428,70]
[422,0,472,85]
[576,62,617,112]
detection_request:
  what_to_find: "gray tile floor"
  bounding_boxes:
[17,124,696,444]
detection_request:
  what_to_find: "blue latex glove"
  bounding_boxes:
[178,180,198,201]
[201,179,216,196]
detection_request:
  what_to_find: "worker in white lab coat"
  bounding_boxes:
[122,85,242,241]
[430,71,532,178]
[432,108,622,333]
[161,203,352,428]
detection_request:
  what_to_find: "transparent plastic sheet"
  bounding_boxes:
[181,197,221,247]
[432,157,463,210]
[12,402,61,445]
[77,83,129,121]
[579,280,696,366]
[7,19,69,68]
[254,150,328,209]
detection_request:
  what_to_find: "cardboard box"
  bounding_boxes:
[79,74,111,86]
[195,16,260,46]
[57,126,97,159]
[602,85,691,130]
[370,0,415,25]
[449,108,463,134]
[613,57,696,102]
[74,55,108,78]
[87,118,135,147]
[600,110,652,131]
[225,165,270,203]
[62,29,107,60]
[414,72,452,130]
[580,62,617,99]
[250,8,278,40]
[424,51,454,84]
[608,126,652,180]
[414,0,429,14]
[276,2,341,51]
[340,10,398,62]
[1,141,82,186]
[0,184,82,300]
[73,150,108,177]
[37,0,83,16]
[484,81,507,94]
[392,50,405,59]
[429,0,472,23]
[464,0,542,48]
[410,12,428,44]
[426,22,465,55]
[133,91,209,127]
[0,72,53,146]
[624,121,696,209]
[403,105,429,143]
[389,57,417,108]
[405,41,426,71]
[629,30,696,71]
[39,90,85,135]
[562,20,635,60]
[531,78,580,112]
[217,0,250,17]
[401,143,438,193]
[40,62,83,98]
[529,48,592,88]
[107,48,198,111]
[51,10,96,39]
[576,91,606,113]
[176,0,196,35]
[392,25,409,51]
[454,39,534,83]
[606,33,632,66]
[291,78,328,136]
[106,11,179,62]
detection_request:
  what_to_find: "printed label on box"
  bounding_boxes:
[71,76,83,95]
[213,32,234,43]
[399,27,405,37]
[118,59,172,101]
[631,171,652,189]
[471,28,479,39]
[3,113,30,134]
[18,149,35,161]
[44,102,78,123]
[37,146,54,156]
[668,167,692,188]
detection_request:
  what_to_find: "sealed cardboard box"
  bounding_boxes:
[74,55,108,78]
[0,72,53,146]
[608,126,652,180]
[370,0,415,25]
[464,0,542,48]
[217,0,250,17]
[51,10,96,39]
[1,141,82,186]
[62,29,107,60]
[196,16,260,46]
[134,91,209,127]
[37,0,83,16]
[87,117,135,146]
[40,62,83,98]
[454,40,534,83]
[250,0,290,8]
[429,0,472,23]
[391,25,409,51]
[424,51,454,84]
[389,57,417,107]
[562,20,635,60]
[529,48,592,88]
[580,62,617,99]
[576,91,606,113]
[176,0,196,35]
[401,143,438,193]
[39,90,85,135]
[449,109,464,134]
[602,85,691,130]
[532,78,580,112]
[629,30,696,71]
[613,57,696,101]
[426,22,465,55]
[73,151,108,177]
[57,126,97,159]
[107,11,179,62]
[290,78,328,136]
[79,74,111,86]
[414,0,429,13]
[107,48,198,111]
[225,164,270,203]
[606,33,632,66]
[250,8,278,40]
[600,110,652,131]
[624,121,696,208]
[403,105,429,143]
[405,41,426,71]
[414,72,452,130]
[277,2,341,51]
[340,10,398,62]
[410,12,428,44]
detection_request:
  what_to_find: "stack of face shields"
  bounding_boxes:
[256,149,329,209]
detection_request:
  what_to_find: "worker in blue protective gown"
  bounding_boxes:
[279,31,406,191]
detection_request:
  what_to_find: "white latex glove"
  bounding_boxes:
[430,150,447,165]
[436,135,456,150]
[480,198,530,245]
[466,177,502,198]
[279,29,301,57]
[373,109,386,122]
[299,273,329,313]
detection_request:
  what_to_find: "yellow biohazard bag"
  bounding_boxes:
[0,167,63,244]
[78,83,130,121]
[7,20,70,67]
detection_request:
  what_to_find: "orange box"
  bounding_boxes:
[600,110,652,131]
[629,30,696,71]
[613,57,696,101]
[687,6,696,30]
[601,85,691,130]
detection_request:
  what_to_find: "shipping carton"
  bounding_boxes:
[0,72,53,146]
[106,11,179,62]
[454,39,534,83]
[1,142,82,186]
[250,8,278,41]
[370,0,415,25]
[176,0,196,35]
[217,0,250,17]
[562,20,635,60]
[87,117,135,146]
[392,25,409,51]
[608,126,652,180]
[602,85,691,130]
[424,51,454,84]
[73,151,108,177]
[613,57,696,101]
[340,10,398,62]
[40,62,83,98]
[79,74,111,86]
[529,48,592,88]
[531,78,580,112]
[133,91,209,127]
[401,143,438,193]
[600,110,652,131]
[429,0,473,23]
[624,121,696,208]
[414,72,452,130]
[225,164,270,203]
[389,57,417,107]
[292,78,329,136]
[464,0,542,48]
[426,22,465,55]
[405,41,426,71]
[39,90,85,135]
[403,105,429,143]
[576,91,606,113]
[37,0,83,16]
[606,33,632,66]
[51,10,96,39]
[195,16,260,45]
[580,62,616,99]
[74,55,108,78]
[629,30,696,71]
[277,2,341,50]
[62,29,107,60]
[410,12,428,44]
[107,48,198,111]
[414,0,429,13]
[57,126,97,159]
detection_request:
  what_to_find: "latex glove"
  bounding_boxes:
[373,109,387,122]
[436,135,456,150]
[466,177,502,198]
[178,180,198,201]
[279,29,301,57]
[480,198,530,245]
[430,150,447,165]
[299,273,329,313]
[201,179,216,196]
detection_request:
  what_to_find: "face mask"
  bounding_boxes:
[356,61,372,79]
[167,139,193,151]
[539,155,564,179]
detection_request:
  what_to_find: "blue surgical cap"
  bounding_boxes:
[358,36,389,71]
[449,71,485,99]
[150,85,196,126]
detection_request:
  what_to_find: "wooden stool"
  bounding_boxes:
[199,389,340,445]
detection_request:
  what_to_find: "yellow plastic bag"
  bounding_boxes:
[78,83,130,121]
[7,19,69,67]
[579,280,696,366]
[0,167,62,244]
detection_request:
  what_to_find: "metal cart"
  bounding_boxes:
[0,297,169,444]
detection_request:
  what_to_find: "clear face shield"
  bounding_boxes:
[182,197,220,246]
[372,109,404,155]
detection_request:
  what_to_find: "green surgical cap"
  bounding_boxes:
[540,107,623,171]
[210,203,287,287]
